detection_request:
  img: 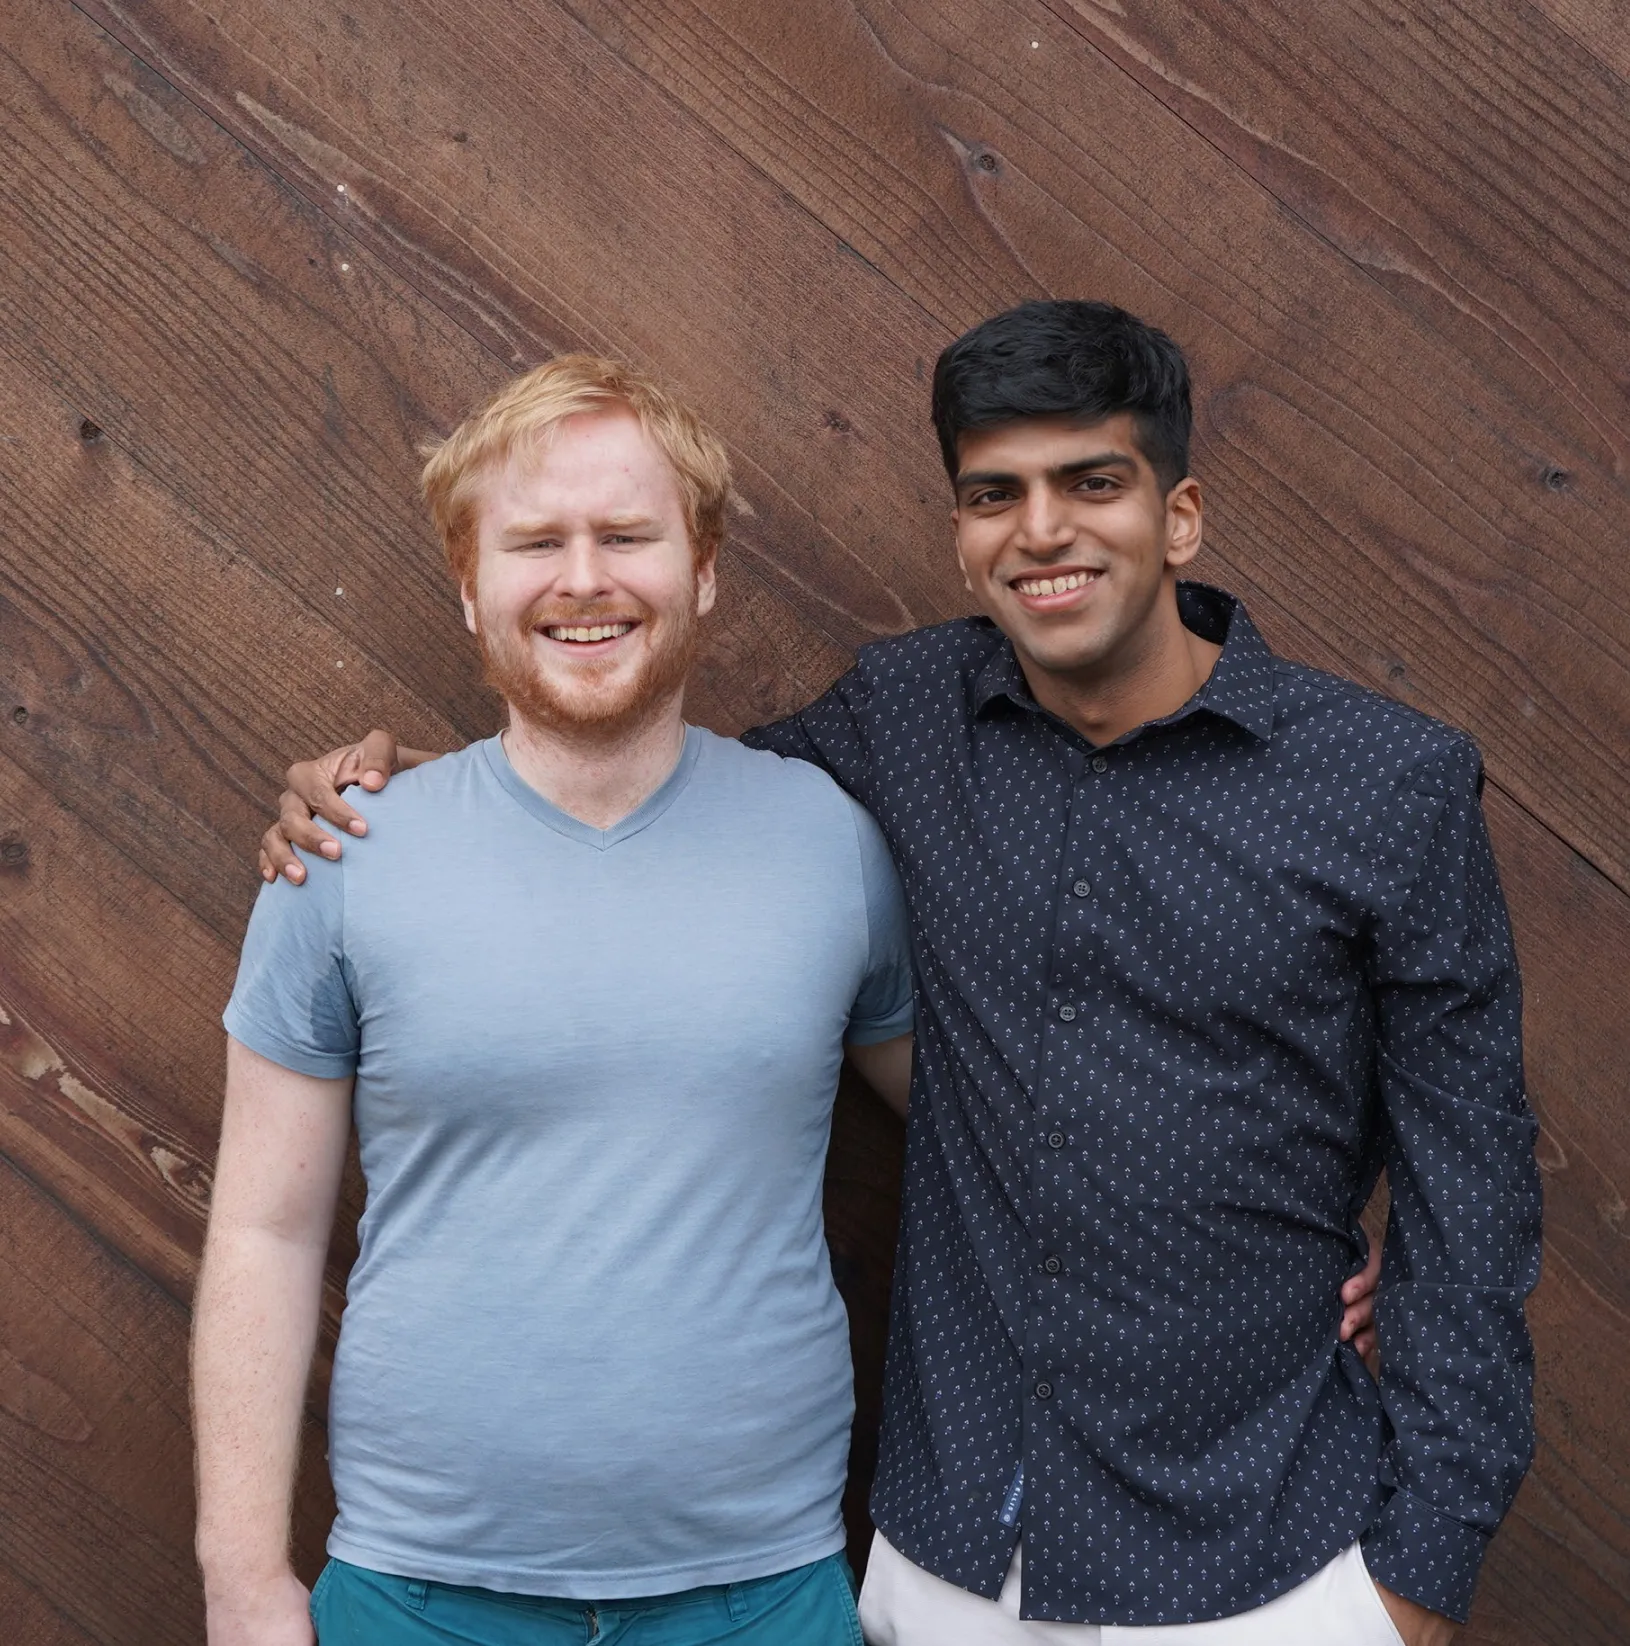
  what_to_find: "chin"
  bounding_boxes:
[1010,623,1118,676]
[518,674,654,731]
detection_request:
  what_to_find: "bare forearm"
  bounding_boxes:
[192,1223,327,1589]
[845,1032,913,1119]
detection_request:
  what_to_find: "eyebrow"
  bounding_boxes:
[955,451,1139,491]
[498,513,658,538]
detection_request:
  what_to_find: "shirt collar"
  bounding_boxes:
[970,581,1279,742]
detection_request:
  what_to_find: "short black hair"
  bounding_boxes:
[931,300,1192,492]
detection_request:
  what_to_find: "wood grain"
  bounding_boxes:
[1526,0,1630,84]
[0,1563,100,1646]
[0,0,1624,1639]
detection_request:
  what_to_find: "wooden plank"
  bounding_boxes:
[1469,791,1630,1640]
[1030,0,1630,463]
[0,1157,333,1641]
[0,15,491,739]
[0,352,464,943]
[0,1564,100,1646]
[1525,0,1630,84]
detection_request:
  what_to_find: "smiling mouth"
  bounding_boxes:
[540,622,637,643]
[1010,569,1099,598]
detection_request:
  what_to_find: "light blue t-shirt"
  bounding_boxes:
[223,727,914,1597]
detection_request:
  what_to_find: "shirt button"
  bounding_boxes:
[1058,1004,1077,1022]
[1035,1380,1054,1400]
[1042,1255,1062,1275]
[1047,1131,1066,1149]
[1091,754,1108,773]
[1072,878,1092,898]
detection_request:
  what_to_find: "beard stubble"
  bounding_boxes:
[474,587,701,736]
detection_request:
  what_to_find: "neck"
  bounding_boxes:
[502,694,689,829]
[1021,583,1223,747]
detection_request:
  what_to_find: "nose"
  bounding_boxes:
[1015,487,1074,558]
[555,535,614,599]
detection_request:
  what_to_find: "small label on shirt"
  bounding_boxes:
[998,1461,1025,1526]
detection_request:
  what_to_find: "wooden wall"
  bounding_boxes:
[0,2,1625,1639]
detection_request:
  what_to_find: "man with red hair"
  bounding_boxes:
[195,356,918,1646]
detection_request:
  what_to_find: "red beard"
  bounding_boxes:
[474,589,700,735]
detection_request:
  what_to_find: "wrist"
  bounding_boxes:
[197,1535,295,1599]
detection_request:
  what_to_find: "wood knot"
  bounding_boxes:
[78,419,103,443]
[976,150,1000,173]
[9,706,25,726]
[822,409,853,434]
[1540,464,1569,491]
[0,836,29,872]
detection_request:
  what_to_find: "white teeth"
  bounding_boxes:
[545,622,634,642]
[1017,570,1091,596]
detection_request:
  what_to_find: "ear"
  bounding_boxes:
[695,547,718,618]
[461,583,478,635]
[951,508,973,593]
[1162,477,1204,570]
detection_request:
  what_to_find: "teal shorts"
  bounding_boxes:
[310,1552,863,1645]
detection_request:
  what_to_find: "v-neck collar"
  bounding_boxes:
[480,725,703,850]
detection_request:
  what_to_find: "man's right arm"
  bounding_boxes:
[738,664,876,802]
[193,1039,352,1645]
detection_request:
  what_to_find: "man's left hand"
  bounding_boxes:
[1376,1582,1457,1645]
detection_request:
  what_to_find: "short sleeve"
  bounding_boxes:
[843,798,915,1045]
[223,852,359,1078]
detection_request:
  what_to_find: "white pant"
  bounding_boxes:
[858,1533,1407,1645]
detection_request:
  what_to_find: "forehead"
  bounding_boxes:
[474,408,684,527]
[954,411,1150,477]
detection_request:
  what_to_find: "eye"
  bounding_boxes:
[1074,474,1117,495]
[968,488,1012,507]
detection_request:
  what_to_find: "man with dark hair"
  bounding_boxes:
[264,300,1531,1645]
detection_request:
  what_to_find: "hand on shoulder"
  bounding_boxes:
[258,729,443,884]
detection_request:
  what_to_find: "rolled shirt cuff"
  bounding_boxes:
[1360,1487,1491,1624]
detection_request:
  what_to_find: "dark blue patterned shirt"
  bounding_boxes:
[744,582,1541,1625]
